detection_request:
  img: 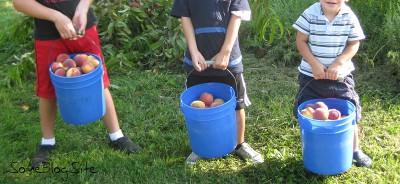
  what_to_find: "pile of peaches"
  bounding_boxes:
[51,53,100,77]
[190,92,225,108]
[300,101,346,120]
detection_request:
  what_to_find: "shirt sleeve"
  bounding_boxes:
[230,0,251,21]
[347,13,366,41]
[292,10,311,35]
[231,11,251,21]
[170,0,190,18]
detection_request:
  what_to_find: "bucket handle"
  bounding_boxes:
[47,35,104,65]
[185,60,239,99]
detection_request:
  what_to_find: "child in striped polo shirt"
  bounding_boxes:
[292,0,372,167]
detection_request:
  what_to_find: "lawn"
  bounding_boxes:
[1,52,399,183]
[1,0,399,183]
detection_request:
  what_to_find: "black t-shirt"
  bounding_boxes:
[34,0,98,40]
[170,0,250,75]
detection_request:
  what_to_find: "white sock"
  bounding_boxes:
[109,129,124,141]
[41,137,56,146]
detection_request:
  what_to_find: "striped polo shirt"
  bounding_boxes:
[292,3,365,77]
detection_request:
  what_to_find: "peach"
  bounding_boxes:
[54,68,67,77]
[210,102,221,107]
[56,53,70,63]
[63,59,77,70]
[66,67,81,77]
[87,55,100,68]
[51,61,64,73]
[301,107,315,119]
[213,98,225,104]
[81,61,95,74]
[190,100,206,108]
[199,92,214,106]
[76,67,82,74]
[305,103,316,110]
[315,101,328,110]
[210,98,225,107]
[314,108,329,120]
[73,54,88,67]
[328,109,341,120]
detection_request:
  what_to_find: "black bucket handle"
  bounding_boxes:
[185,60,239,99]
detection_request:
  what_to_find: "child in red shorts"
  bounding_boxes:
[13,0,141,169]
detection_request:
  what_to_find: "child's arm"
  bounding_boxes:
[72,0,94,37]
[211,14,242,70]
[181,17,207,72]
[12,0,86,40]
[325,40,360,80]
[296,31,326,80]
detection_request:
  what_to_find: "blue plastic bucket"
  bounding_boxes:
[297,98,355,175]
[180,83,237,158]
[49,53,106,125]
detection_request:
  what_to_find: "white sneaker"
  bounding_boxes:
[185,152,202,165]
[234,143,264,164]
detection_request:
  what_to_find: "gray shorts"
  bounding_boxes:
[293,73,362,123]
[186,72,251,110]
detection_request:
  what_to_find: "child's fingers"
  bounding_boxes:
[193,62,202,72]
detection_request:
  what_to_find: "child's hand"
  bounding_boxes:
[53,12,79,40]
[72,8,88,37]
[310,62,327,80]
[325,62,344,80]
[211,51,229,70]
[191,51,207,72]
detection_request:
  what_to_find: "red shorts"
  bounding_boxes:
[34,26,110,98]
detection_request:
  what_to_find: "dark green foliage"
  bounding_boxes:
[92,0,185,73]
[243,0,315,66]
[349,1,400,68]
[0,13,35,87]
[2,0,400,86]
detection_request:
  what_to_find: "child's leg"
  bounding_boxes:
[103,87,141,154]
[236,109,245,144]
[39,98,57,139]
[352,123,372,167]
[31,98,57,168]
[234,108,263,164]
[353,124,360,152]
[101,88,120,133]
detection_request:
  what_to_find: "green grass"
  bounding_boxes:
[1,53,400,183]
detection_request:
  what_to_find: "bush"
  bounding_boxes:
[92,0,185,73]
[243,0,314,66]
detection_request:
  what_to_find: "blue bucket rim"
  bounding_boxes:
[180,82,236,110]
[297,98,356,121]
[49,53,102,80]
[297,98,356,134]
